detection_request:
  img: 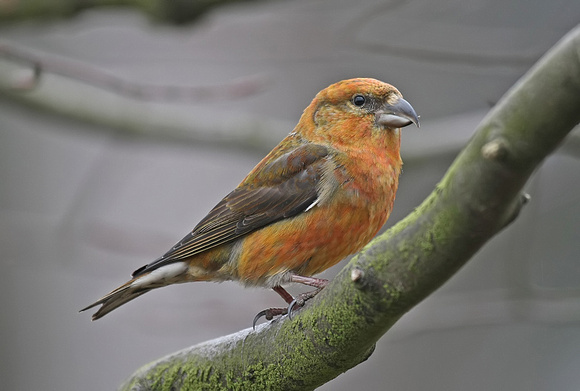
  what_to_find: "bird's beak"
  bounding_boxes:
[376,97,420,129]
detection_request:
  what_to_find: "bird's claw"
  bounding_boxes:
[287,299,299,320]
[253,288,324,328]
[252,307,287,330]
[251,301,301,329]
[252,310,269,330]
[287,288,321,319]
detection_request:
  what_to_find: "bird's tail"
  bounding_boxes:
[80,262,188,320]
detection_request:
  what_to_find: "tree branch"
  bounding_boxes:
[0,0,265,25]
[119,25,580,390]
[0,41,268,102]
[0,41,279,152]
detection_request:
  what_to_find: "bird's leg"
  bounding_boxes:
[273,285,295,304]
[290,275,328,289]
[253,277,330,329]
[286,275,328,319]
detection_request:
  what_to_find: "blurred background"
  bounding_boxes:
[1,1,579,390]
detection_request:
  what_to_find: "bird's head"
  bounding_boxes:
[300,78,419,145]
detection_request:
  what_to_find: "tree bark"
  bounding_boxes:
[119,25,580,391]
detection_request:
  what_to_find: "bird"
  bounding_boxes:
[80,78,419,325]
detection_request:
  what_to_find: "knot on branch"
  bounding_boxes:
[351,267,364,284]
[481,137,510,161]
[347,265,382,295]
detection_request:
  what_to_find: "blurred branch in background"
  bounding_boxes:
[0,41,282,152]
[0,0,266,25]
[0,41,268,100]
[119,25,580,391]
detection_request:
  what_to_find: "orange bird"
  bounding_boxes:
[81,78,419,325]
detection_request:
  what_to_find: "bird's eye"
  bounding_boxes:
[352,94,366,107]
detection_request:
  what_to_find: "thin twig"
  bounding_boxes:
[0,40,269,102]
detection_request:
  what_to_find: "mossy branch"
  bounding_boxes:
[119,26,580,391]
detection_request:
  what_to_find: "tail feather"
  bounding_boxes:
[80,277,151,320]
[80,261,189,320]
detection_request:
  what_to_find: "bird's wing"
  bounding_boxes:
[132,142,331,277]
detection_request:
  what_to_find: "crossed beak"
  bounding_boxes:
[376,97,420,129]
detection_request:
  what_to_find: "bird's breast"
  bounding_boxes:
[234,147,401,287]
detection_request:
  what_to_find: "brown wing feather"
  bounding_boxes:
[132,142,330,277]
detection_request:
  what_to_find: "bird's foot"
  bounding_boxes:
[287,288,322,319]
[252,307,287,329]
[252,288,323,329]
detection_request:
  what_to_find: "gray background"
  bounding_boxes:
[1,1,579,390]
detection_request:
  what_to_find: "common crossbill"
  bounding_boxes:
[81,78,419,325]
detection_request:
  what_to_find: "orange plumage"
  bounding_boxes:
[81,78,419,322]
